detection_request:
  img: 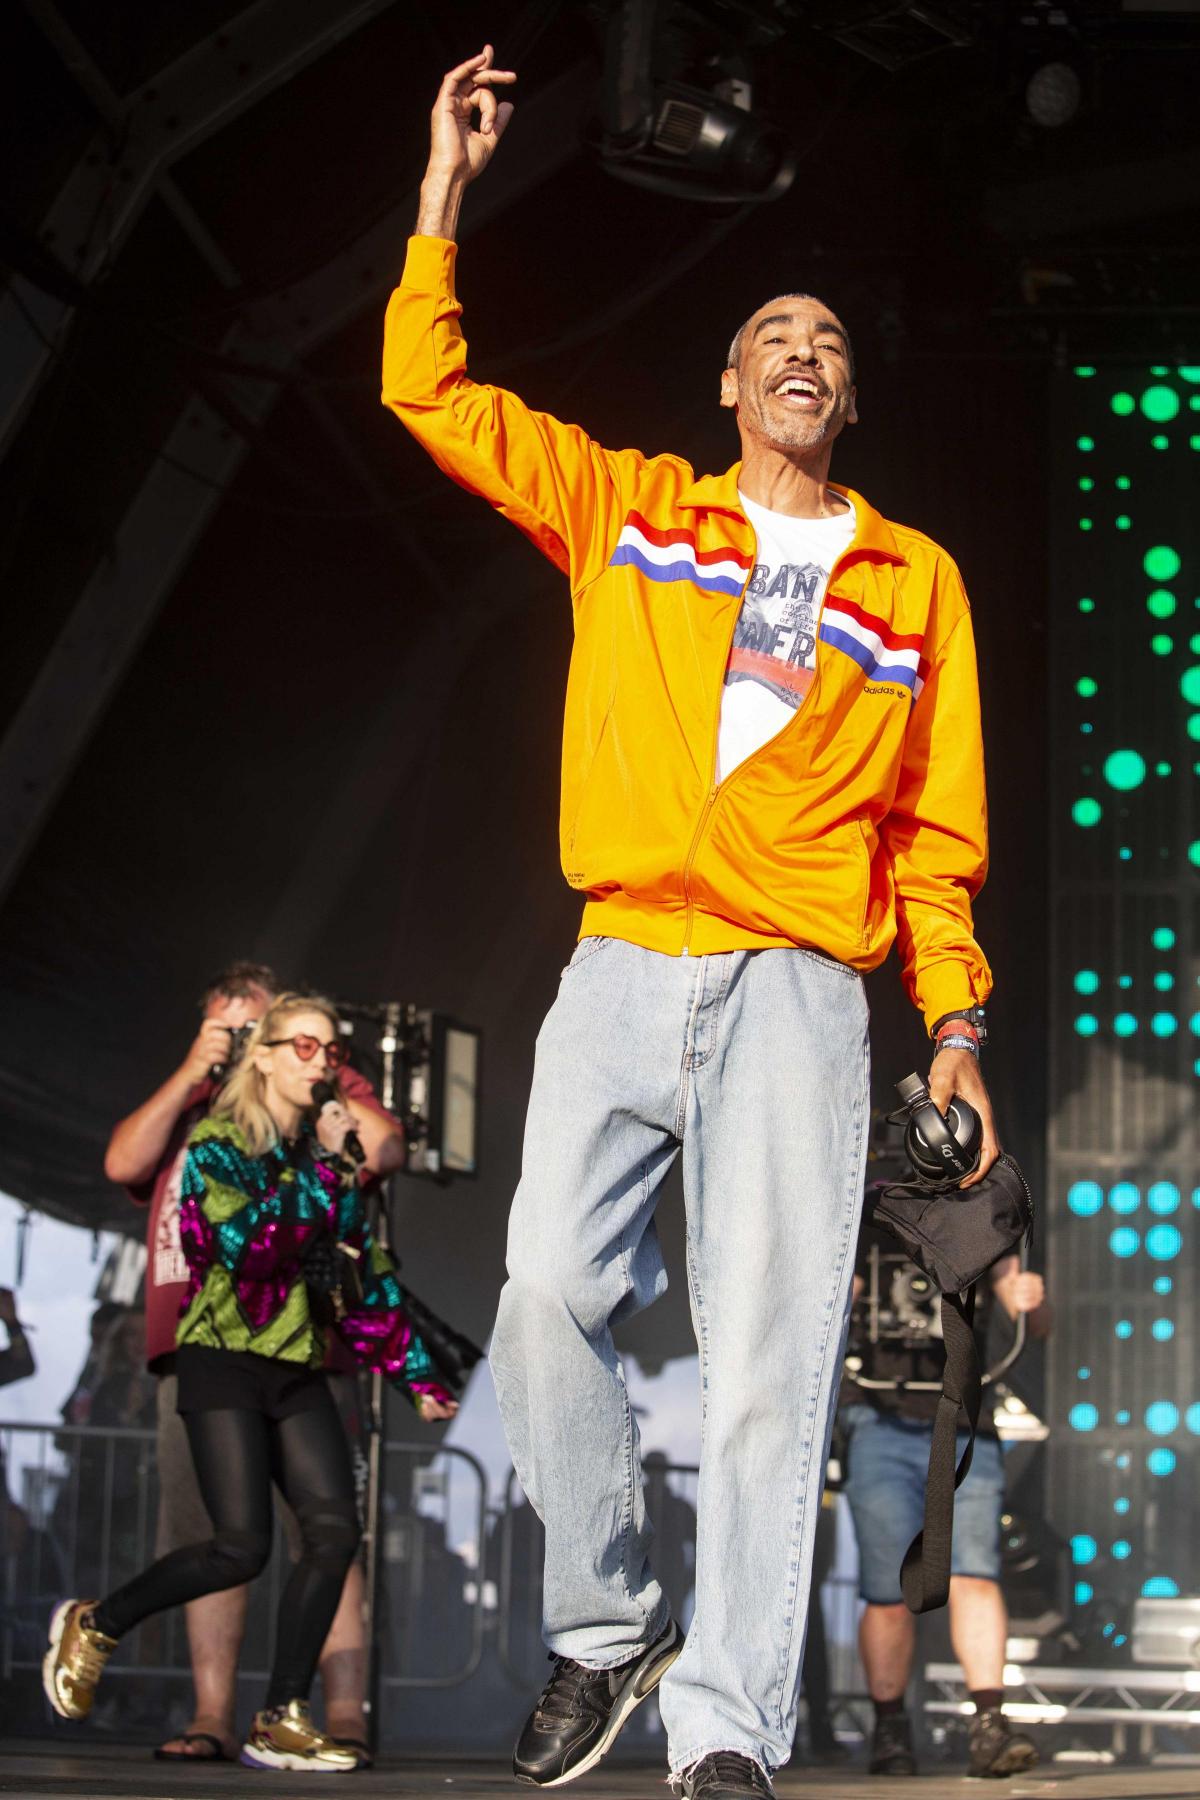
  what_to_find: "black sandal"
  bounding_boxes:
[154,1730,234,1762]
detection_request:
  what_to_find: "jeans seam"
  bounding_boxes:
[617,1158,652,1626]
[687,955,732,1071]
[772,1035,869,1738]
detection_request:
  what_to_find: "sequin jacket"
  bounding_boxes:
[175,1116,450,1410]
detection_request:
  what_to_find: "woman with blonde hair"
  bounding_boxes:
[43,992,458,1773]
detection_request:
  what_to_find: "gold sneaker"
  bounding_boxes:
[42,1599,116,1720]
[240,1699,360,1772]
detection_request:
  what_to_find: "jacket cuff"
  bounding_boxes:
[401,234,457,293]
[916,965,990,1034]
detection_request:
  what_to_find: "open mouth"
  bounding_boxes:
[770,376,825,408]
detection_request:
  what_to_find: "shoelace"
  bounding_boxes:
[691,1752,773,1796]
[69,1633,110,1683]
[535,1654,608,1722]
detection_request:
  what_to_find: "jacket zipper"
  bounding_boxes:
[680,526,853,954]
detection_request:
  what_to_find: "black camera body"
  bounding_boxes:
[209,1022,255,1083]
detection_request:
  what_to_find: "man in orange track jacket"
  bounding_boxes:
[384,48,1000,1800]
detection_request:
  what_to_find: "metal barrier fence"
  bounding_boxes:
[2,1421,867,1743]
[0,1419,487,1699]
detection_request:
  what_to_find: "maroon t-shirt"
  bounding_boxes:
[126,1068,398,1370]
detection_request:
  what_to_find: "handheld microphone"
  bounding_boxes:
[312,1080,364,1164]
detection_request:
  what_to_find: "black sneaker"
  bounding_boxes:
[513,1616,681,1787]
[967,1709,1039,1779]
[869,1709,917,1776]
[678,1752,775,1798]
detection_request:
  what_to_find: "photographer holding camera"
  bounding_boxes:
[838,1221,1050,1779]
[103,961,404,1765]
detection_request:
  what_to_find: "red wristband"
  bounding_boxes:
[936,1018,980,1046]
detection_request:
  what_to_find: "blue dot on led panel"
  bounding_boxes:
[1074,969,1100,995]
[1151,1318,1175,1341]
[1146,1224,1182,1260]
[1186,1404,1200,1435]
[1109,1227,1140,1258]
[1109,1182,1140,1214]
[1112,1540,1132,1560]
[1154,1277,1172,1295]
[1075,1582,1094,1604]
[1116,1450,1131,1464]
[1148,1182,1180,1214]
[1147,1450,1176,1477]
[1115,1320,1133,1339]
[1078,1366,1091,1380]
[1070,1403,1100,1431]
[1151,1012,1178,1038]
[1114,1497,1130,1515]
[1142,1576,1180,1596]
[1068,1181,1104,1216]
[1146,1401,1179,1435]
[1071,1534,1097,1565]
[1114,1013,1138,1037]
[1074,1013,1099,1037]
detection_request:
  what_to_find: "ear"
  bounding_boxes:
[719,366,739,411]
[252,1043,274,1078]
[846,386,858,426]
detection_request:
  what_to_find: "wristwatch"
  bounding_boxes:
[930,1004,988,1046]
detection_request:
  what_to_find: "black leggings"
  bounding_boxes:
[92,1384,359,1708]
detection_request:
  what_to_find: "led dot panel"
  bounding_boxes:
[1049,365,1199,1617]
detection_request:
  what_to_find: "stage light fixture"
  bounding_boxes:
[592,0,796,203]
[1026,58,1083,126]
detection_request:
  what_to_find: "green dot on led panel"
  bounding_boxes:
[1079,598,1095,613]
[1153,435,1170,450]
[1073,797,1102,827]
[1141,386,1181,422]
[1147,591,1176,618]
[1078,476,1094,491]
[1105,750,1146,790]
[1180,367,1200,382]
[1111,392,1135,416]
[1156,761,1172,777]
[1077,435,1095,451]
[1192,635,1200,653]
[1152,927,1175,949]
[1181,667,1200,706]
[1076,676,1098,697]
[1145,546,1182,580]
[1192,436,1200,451]
[1190,842,1200,868]
[1080,518,1093,532]
[1188,716,1200,743]
[1116,476,1132,490]
[1151,635,1173,656]
[1074,970,1100,995]
[1075,365,1096,378]
[1116,515,1131,530]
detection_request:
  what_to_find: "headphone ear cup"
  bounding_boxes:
[904,1095,960,1177]
[945,1098,983,1171]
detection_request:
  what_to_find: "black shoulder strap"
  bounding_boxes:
[900,1285,982,1614]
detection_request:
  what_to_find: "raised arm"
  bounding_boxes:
[383,48,648,585]
[415,45,516,242]
[104,1018,230,1187]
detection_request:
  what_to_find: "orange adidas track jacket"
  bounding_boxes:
[383,235,992,1029]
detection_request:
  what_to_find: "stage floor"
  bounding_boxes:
[2,1747,1198,1799]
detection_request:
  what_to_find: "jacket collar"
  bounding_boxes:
[678,464,908,567]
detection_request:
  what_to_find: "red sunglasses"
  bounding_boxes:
[263,1034,347,1069]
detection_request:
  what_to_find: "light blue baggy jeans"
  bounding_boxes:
[489,937,870,1776]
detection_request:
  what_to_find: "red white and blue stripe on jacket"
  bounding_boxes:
[608,512,929,698]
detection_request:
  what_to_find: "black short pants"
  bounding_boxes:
[175,1344,330,1420]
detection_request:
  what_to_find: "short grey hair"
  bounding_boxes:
[726,293,855,382]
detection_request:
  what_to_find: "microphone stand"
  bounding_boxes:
[360,1000,401,1759]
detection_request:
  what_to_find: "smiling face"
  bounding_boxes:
[253,1006,340,1119]
[720,295,857,459]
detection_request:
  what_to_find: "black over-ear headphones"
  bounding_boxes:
[892,1072,982,1181]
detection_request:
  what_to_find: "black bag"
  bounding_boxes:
[867,1152,1034,1614]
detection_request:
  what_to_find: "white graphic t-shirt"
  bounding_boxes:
[716,491,857,781]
